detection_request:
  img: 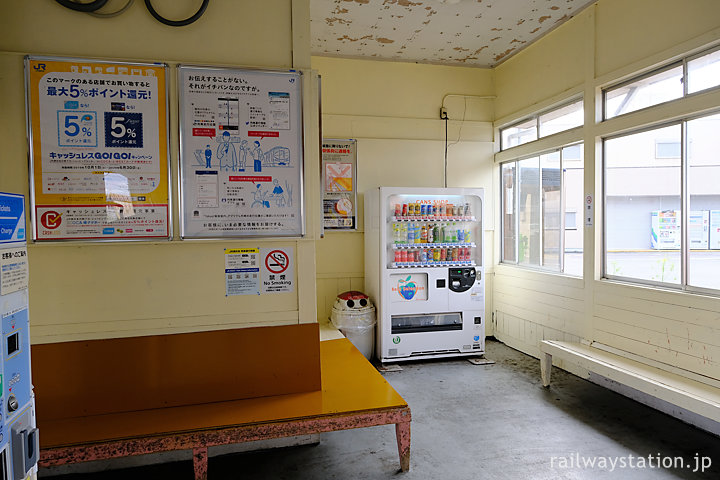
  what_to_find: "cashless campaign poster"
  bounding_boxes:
[178,66,304,238]
[26,57,170,241]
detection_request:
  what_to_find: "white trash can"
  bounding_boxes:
[330,291,376,360]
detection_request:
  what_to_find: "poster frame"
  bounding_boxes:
[24,55,172,243]
[177,64,305,239]
[322,138,358,231]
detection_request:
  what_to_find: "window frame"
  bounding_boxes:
[602,46,720,121]
[500,97,583,151]
[601,109,720,296]
[500,142,583,276]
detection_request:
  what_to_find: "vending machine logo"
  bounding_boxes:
[397,275,418,300]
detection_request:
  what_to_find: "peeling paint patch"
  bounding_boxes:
[510,38,526,44]
[491,27,503,31]
[474,46,488,54]
[453,46,470,52]
[343,0,370,4]
[333,7,349,14]
[538,15,551,23]
[530,27,541,33]
[550,5,559,10]
[490,36,501,41]
[517,19,525,25]
[376,37,395,44]
[554,14,569,23]
[494,47,516,62]
[325,17,352,27]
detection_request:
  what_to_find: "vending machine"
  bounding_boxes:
[365,187,485,363]
[0,193,39,480]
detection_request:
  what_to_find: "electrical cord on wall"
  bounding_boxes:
[88,0,134,18]
[444,114,448,188]
[144,0,209,27]
[55,0,108,12]
[54,0,209,26]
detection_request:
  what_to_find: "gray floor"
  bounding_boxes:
[43,338,720,479]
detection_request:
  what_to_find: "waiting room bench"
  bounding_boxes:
[33,330,411,479]
[540,340,720,426]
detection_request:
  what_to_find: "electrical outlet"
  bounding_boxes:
[440,107,448,119]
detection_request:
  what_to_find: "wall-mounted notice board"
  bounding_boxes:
[25,56,170,241]
[178,65,305,238]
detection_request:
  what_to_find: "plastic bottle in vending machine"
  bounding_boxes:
[421,225,428,243]
[407,223,415,243]
[427,224,434,243]
[433,224,441,243]
[457,224,465,243]
[464,226,471,243]
[451,223,458,243]
[464,202,471,217]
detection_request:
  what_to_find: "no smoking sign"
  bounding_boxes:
[260,247,294,294]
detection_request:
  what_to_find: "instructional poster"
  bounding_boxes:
[25,56,170,241]
[225,248,260,296]
[322,139,357,230]
[178,66,304,238]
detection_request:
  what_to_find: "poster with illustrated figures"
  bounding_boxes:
[178,66,304,238]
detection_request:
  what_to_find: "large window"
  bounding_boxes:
[501,145,584,276]
[604,46,720,120]
[604,112,720,292]
[500,99,583,150]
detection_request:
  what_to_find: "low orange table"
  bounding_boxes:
[39,338,411,479]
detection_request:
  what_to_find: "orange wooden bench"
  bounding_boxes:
[32,327,410,479]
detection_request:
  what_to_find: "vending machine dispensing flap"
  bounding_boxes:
[448,267,476,293]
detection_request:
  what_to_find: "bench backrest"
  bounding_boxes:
[31,324,321,421]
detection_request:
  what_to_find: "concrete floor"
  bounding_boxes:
[42,338,720,479]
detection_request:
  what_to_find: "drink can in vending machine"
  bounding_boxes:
[440,248,446,261]
[394,250,402,263]
[420,248,427,263]
[421,204,427,216]
[432,205,438,217]
[452,247,459,261]
[395,204,402,217]
[399,250,407,263]
[433,248,440,262]
[402,203,408,216]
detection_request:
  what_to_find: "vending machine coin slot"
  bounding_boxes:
[448,267,475,293]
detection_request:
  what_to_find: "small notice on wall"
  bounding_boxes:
[0,247,29,295]
[225,248,260,296]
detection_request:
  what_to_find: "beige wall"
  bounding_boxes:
[0,0,320,344]
[493,1,720,381]
[311,56,496,323]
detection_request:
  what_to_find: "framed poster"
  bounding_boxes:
[322,139,357,230]
[25,56,170,241]
[178,66,305,238]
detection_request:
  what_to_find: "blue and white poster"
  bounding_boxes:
[0,193,26,245]
[178,66,304,238]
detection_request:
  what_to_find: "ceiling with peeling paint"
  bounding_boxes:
[310,0,595,67]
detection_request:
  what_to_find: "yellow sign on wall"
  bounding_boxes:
[25,56,170,241]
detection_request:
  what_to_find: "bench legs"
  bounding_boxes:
[541,352,552,387]
[395,421,411,472]
[193,447,208,480]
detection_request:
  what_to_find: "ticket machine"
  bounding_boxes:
[0,192,39,480]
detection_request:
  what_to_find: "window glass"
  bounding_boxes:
[518,157,540,266]
[501,163,517,263]
[502,118,537,149]
[604,65,683,119]
[605,125,681,284]
[541,152,561,271]
[562,145,584,277]
[539,100,583,137]
[688,48,720,94]
[687,113,720,290]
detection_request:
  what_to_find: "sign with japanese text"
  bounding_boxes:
[322,139,357,231]
[0,193,26,245]
[0,246,29,295]
[25,56,170,241]
[260,247,294,294]
[225,247,260,296]
[178,66,304,238]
